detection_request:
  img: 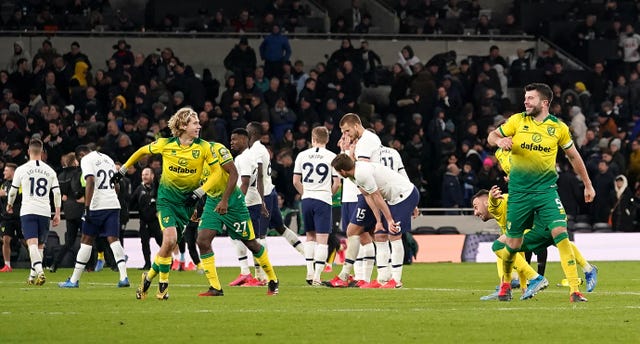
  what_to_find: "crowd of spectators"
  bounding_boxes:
[0,1,638,232]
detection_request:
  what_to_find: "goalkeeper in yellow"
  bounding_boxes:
[195,140,279,296]
[472,148,598,301]
[111,108,220,300]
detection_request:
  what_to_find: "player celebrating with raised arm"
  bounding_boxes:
[111,107,219,300]
[293,126,340,286]
[7,139,61,285]
[58,145,130,288]
[197,133,279,296]
[487,83,595,302]
[331,153,419,288]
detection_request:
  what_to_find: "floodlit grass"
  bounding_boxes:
[1,261,638,343]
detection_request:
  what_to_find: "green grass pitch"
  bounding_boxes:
[1,261,638,343]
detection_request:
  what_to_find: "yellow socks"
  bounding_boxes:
[555,234,579,293]
[200,253,221,290]
[253,246,277,282]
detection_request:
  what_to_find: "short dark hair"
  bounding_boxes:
[75,145,91,156]
[231,128,249,137]
[472,189,489,201]
[524,83,553,103]
[29,138,43,153]
[247,121,262,138]
[331,153,355,171]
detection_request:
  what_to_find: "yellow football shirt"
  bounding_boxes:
[145,137,217,200]
[202,142,240,199]
[488,193,508,235]
[498,112,572,193]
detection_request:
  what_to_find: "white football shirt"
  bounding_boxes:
[249,141,275,195]
[81,151,121,210]
[352,161,415,205]
[235,148,261,206]
[11,160,60,217]
[293,146,337,205]
[341,177,359,203]
[371,145,408,178]
[354,129,381,161]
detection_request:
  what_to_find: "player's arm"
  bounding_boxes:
[51,178,62,227]
[111,144,152,184]
[362,188,397,233]
[564,144,595,203]
[331,175,340,195]
[6,171,21,213]
[84,175,95,209]
[487,128,513,150]
[239,175,250,195]
[256,161,266,201]
[292,173,303,196]
[206,160,238,215]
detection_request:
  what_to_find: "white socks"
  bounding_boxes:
[304,240,317,279]
[282,227,305,255]
[313,243,328,282]
[28,244,43,275]
[71,243,92,283]
[375,241,391,283]
[110,241,128,281]
[339,236,360,280]
[233,240,251,275]
[361,243,375,283]
[390,240,404,282]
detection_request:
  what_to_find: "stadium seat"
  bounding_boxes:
[43,231,61,267]
[576,214,591,223]
[572,222,593,233]
[124,229,140,238]
[592,222,613,233]
[411,226,437,235]
[437,226,460,234]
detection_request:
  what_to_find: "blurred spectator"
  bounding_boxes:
[442,0,463,19]
[270,97,296,141]
[330,16,349,34]
[343,0,369,31]
[441,163,463,213]
[5,8,31,31]
[398,45,421,75]
[63,41,92,72]
[112,39,134,69]
[500,13,523,35]
[417,0,439,19]
[224,37,257,85]
[259,24,291,79]
[592,159,615,223]
[421,14,442,35]
[354,14,372,34]
[209,10,228,32]
[7,41,31,74]
[611,175,637,231]
[112,9,136,31]
[33,39,58,69]
[232,9,255,33]
[396,0,413,34]
[327,39,357,74]
[474,14,493,35]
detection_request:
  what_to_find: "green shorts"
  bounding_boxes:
[520,226,556,253]
[198,190,255,241]
[506,190,567,239]
[157,199,194,242]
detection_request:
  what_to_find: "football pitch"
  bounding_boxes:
[1,261,638,343]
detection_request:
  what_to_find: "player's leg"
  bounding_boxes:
[196,197,224,295]
[103,210,129,287]
[373,231,390,285]
[139,222,152,270]
[301,199,317,283]
[234,192,279,295]
[381,188,420,288]
[268,190,304,255]
[20,216,44,284]
[184,220,201,271]
[173,237,186,271]
[1,221,14,271]
[310,199,332,285]
[570,241,598,292]
[59,216,97,288]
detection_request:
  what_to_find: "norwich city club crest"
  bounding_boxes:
[532,133,542,143]
[192,149,200,159]
[547,126,556,136]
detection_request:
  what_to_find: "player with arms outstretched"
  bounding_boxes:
[112,107,219,300]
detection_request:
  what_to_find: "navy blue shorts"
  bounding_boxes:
[349,194,376,230]
[82,209,120,238]
[265,189,284,229]
[341,202,357,232]
[248,204,268,237]
[302,199,332,234]
[21,215,50,243]
[386,187,420,236]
